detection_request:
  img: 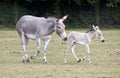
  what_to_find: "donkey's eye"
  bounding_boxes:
[58,27,61,29]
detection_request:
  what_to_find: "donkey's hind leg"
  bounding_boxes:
[21,35,30,62]
[30,38,41,59]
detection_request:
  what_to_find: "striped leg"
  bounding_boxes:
[30,38,41,59]
[71,43,80,62]
[43,39,50,63]
[21,35,29,62]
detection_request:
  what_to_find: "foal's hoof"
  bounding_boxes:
[22,58,30,62]
[64,61,67,64]
[30,56,35,59]
[77,59,81,63]
[88,61,92,64]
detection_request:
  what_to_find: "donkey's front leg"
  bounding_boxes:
[64,46,69,64]
[43,39,50,63]
[30,38,41,59]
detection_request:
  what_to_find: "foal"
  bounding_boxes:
[64,25,105,64]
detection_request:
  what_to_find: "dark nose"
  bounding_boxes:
[63,37,67,41]
[101,40,105,42]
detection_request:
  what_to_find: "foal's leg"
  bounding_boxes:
[71,43,80,62]
[30,38,41,59]
[83,44,91,64]
[21,35,29,62]
[43,39,50,63]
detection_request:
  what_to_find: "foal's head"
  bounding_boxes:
[92,25,105,42]
[55,15,68,41]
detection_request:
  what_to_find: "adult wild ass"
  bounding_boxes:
[64,25,105,64]
[16,15,68,63]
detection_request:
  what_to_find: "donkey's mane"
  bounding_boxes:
[47,17,58,23]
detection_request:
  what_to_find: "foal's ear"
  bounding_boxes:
[92,25,96,30]
[93,25,99,30]
[95,26,99,30]
[61,15,68,21]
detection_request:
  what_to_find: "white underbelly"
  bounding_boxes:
[77,41,86,45]
[26,34,36,40]
[25,34,51,40]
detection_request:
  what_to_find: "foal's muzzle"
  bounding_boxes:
[101,40,105,42]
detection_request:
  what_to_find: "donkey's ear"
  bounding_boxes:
[61,15,68,21]
[56,19,59,22]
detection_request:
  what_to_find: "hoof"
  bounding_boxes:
[43,59,48,64]
[22,58,30,62]
[26,58,30,62]
[88,62,92,64]
[64,62,67,64]
[30,56,35,59]
[44,61,48,64]
[77,59,81,63]
[44,60,48,64]
[64,61,67,64]
[22,59,25,63]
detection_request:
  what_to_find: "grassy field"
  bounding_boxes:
[0,29,120,78]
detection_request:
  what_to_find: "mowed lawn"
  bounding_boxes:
[0,29,120,78]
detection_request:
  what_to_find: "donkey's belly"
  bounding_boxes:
[25,34,36,40]
[25,34,51,40]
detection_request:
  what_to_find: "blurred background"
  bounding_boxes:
[0,0,120,28]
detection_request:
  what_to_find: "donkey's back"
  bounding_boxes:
[16,15,47,37]
[16,15,46,29]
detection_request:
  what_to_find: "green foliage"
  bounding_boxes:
[0,1,28,28]
[100,7,120,28]
[74,0,82,5]
[87,0,100,5]
[0,0,120,28]
[106,0,120,7]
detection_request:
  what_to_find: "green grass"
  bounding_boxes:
[0,29,120,78]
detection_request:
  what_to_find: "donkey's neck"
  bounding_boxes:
[44,21,56,36]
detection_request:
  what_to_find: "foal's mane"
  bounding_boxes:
[86,29,95,33]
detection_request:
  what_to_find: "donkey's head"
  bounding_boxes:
[93,25,105,42]
[55,15,68,41]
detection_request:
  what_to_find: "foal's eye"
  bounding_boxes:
[99,34,101,36]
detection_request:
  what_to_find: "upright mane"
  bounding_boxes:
[86,29,95,33]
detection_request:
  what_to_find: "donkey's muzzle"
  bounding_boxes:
[63,37,67,41]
